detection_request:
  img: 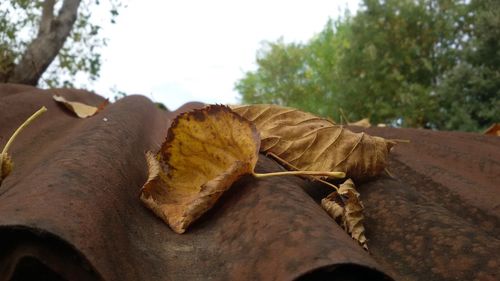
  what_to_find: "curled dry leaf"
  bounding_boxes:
[140,105,260,233]
[231,104,394,181]
[321,179,368,250]
[53,95,109,118]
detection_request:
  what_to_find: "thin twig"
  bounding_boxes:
[384,168,396,179]
[339,108,350,124]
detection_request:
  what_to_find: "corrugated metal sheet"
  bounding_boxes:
[0,84,498,281]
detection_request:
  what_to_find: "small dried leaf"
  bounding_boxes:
[483,123,500,136]
[53,95,108,118]
[321,179,368,250]
[0,153,13,185]
[140,105,260,233]
[349,118,371,128]
[231,104,394,181]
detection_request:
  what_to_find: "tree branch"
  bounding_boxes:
[7,0,82,85]
[39,0,56,35]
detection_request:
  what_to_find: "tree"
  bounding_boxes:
[236,0,498,131]
[335,0,470,127]
[0,0,121,87]
[236,18,351,119]
[434,0,500,131]
[235,39,318,114]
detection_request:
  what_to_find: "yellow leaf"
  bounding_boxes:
[321,179,368,250]
[53,95,108,118]
[231,104,394,181]
[140,105,260,233]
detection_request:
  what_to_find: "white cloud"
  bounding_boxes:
[92,0,359,110]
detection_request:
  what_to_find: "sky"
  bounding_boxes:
[91,0,360,111]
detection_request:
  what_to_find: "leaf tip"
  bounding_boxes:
[0,153,13,184]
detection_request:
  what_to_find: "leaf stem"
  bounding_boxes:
[1,106,47,155]
[339,108,350,124]
[253,170,345,179]
[264,152,341,191]
[315,177,340,192]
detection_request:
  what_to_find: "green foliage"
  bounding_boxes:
[435,0,500,131]
[335,0,470,127]
[236,0,497,131]
[236,18,351,120]
[236,40,315,113]
[0,1,39,78]
[0,0,122,87]
[155,102,167,111]
[435,64,500,131]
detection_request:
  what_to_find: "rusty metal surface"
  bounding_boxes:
[349,126,500,281]
[0,84,498,280]
[0,84,389,281]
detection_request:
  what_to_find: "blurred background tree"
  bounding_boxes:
[434,0,500,131]
[236,0,498,131]
[0,0,122,87]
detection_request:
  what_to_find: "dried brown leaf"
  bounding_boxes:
[53,95,108,118]
[321,179,368,250]
[231,104,394,181]
[484,123,500,136]
[321,189,344,223]
[140,105,260,233]
[349,118,371,128]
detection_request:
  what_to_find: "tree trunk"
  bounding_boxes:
[6,0,81,86]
